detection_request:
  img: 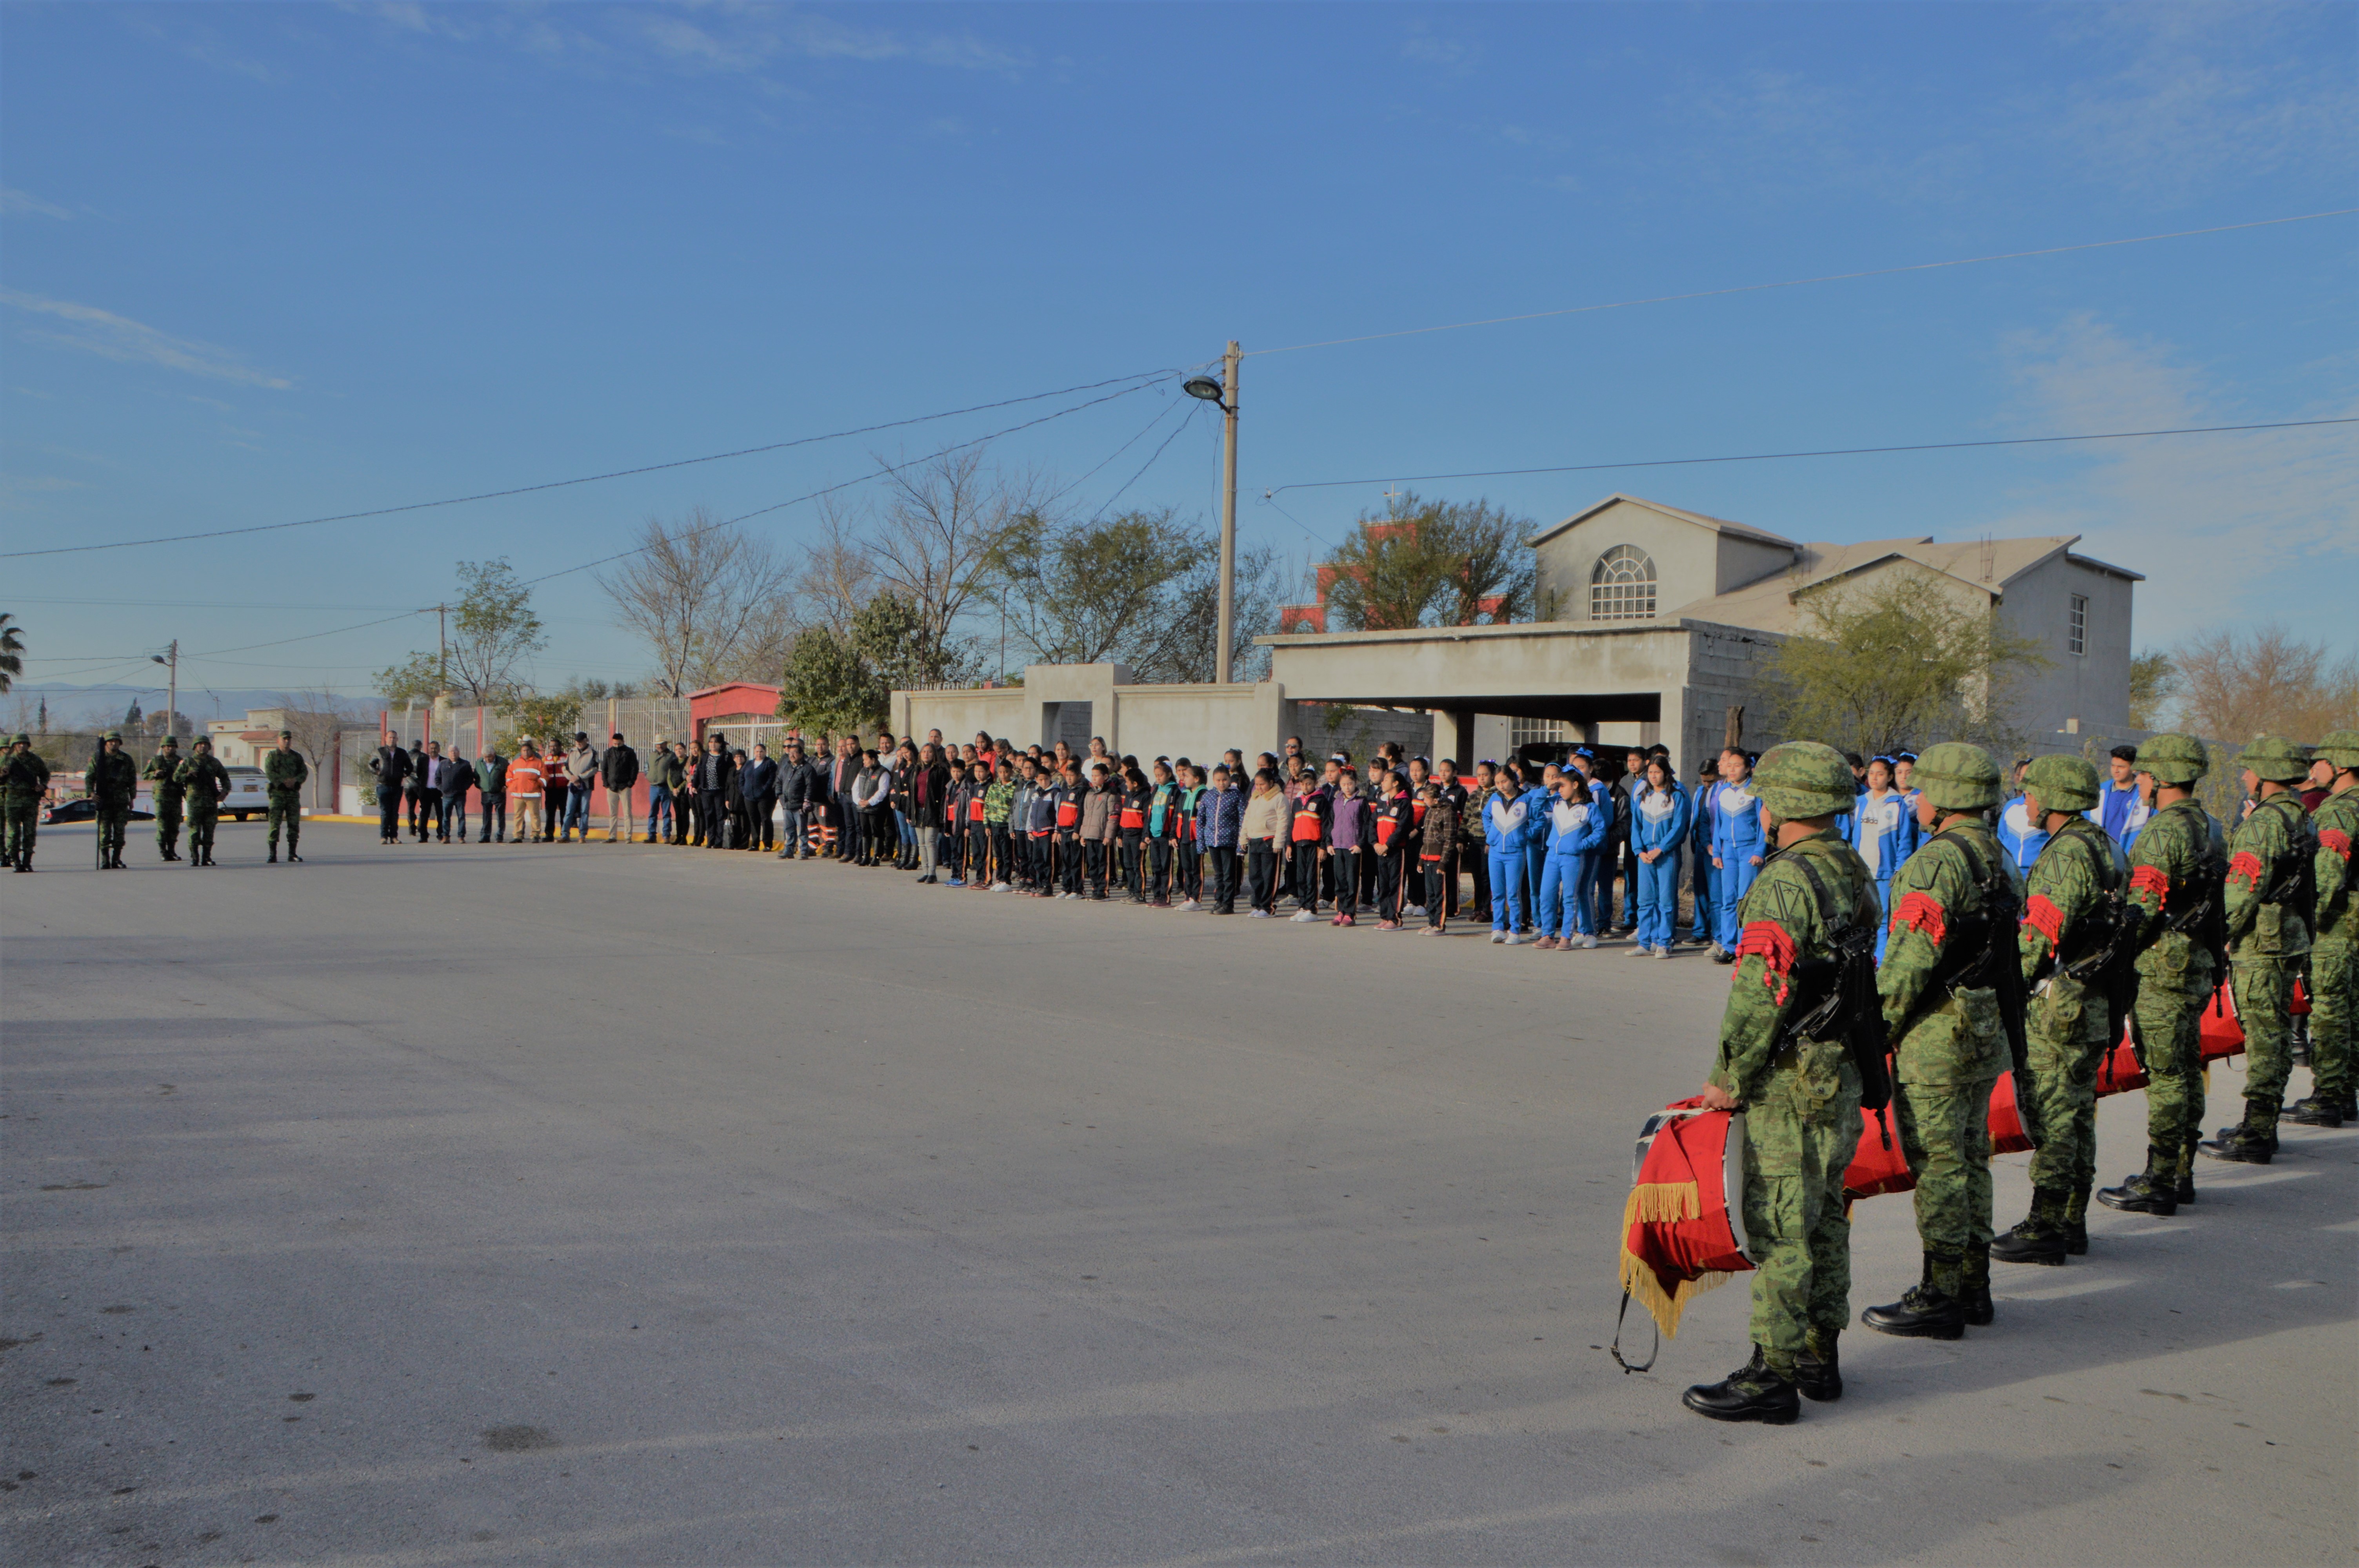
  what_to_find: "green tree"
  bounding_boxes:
[375,559,545,705]
[777,624,887,739]
[2127,649,2180,730]
[1768,572,2048,758]
[496,690,583,751]
[851,588,977,691]
[0,612,23,695]
[981,508,1251,678]
[1320,494,1535,632]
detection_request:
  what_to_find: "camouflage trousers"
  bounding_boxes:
[2026,980,2111,1194]
[2232,955,2300,1113]
[4,802,35,863]
[154,797,182,855]
[2309,938,2352,1104]
[2132,964,2212,1176]
[96,804,129,859]
[265,795,302,849]
[1740,1039,1863,1374]
[187,803,219,857]
[1892,1074,1999,1258]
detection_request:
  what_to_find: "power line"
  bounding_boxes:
[1087,402,1203,523]
[1264,417,2357,495]
[1247,210,2359,357]
[0,367,1179,560]
[1047,394,1190,508]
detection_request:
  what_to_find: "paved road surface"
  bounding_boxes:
[5,822,2352,1564]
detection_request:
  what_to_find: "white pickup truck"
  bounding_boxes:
[218,766,272,820]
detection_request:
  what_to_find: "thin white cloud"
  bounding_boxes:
[119,13,280,82]
[1988,312,2356,635]
[1,187,75,221]
[0,290,294,390]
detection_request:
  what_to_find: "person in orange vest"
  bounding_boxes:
[507,740,547,844]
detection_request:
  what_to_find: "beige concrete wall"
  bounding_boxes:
[1996,554,2135,735]
[899,688,1034,749]
[1265,620,1695,704]
[1106,682,1279,763]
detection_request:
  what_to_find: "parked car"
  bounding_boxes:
[222,766,270,820]
[41,799,156,825]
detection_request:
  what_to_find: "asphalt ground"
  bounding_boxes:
[4,820,2353,1566]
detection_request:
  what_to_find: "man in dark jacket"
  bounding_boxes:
[476,747,509,842]
[738,744,780,851]
[599,731,641,846]
[368,739,411,845]
[439,749,477,843]
[778,739,816,858]
[693,735,737,848]
[403,739,432,842]
[830,736,864,862]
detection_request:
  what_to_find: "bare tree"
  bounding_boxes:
[275,688,368,809]
[794,500,881,639]
[2173,624,2359,744]
[861,448,1045,662]
[597,509,799,697]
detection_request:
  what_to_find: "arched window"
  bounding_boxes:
[1589,544,1656,620]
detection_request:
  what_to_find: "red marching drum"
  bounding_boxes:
[1619,1100,1753,1341]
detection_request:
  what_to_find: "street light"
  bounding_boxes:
[1188,345,1241,682]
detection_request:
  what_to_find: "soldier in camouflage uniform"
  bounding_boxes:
[1682,742,1874,1426]
[1992,755,2125,1265]
[262,729,309,865]
[2204,737,2316,1162]
[1862,742,2017,1339]
[86,730,140,870]
[2286,732,2359,1126]
[5,734,52,872]
[2095,734,2224,1214]
[176,737,231,867]
[142,734,186,862]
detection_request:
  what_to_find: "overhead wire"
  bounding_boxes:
[0,366,1181,560]
[1264,417,2357,495]
[1086,402,1203,523]
[1245,210,2358,357]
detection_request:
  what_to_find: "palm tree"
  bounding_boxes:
[0,613,22,695]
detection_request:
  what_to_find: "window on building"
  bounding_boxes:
[1509,717,1572,750]
[1589,544,1657,620]
[2068,593,2088,657]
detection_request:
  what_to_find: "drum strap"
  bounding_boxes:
[1608,1290,1658,1374]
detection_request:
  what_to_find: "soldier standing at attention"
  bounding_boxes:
[86,730,140,870]
[1682,742,1878,1425]
[143,734,186,862]
[2095,734,2225,1214]
[1992,755,2125,1266]
[2203,737,2317,1163]
[2288,732,2359,1127]
[263,728,309,865]
[176,736,231,867]
[5,734,52,871]
[1861,742,2016,1340]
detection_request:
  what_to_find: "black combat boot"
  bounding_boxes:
[1793,1332,1842,1403]
[2200,1100,2279,1165]
[1862,1252,1966,1339]
[1681,1346,1801,1425]
[2063,1184,2091,1256]
[1990,1188,2070,1266]
[286,847,303,864]
[1960,1244,1994,1326]
[2097,1149,2178,1214]
[268,846,278,863]
[2283,1095,2347,1128]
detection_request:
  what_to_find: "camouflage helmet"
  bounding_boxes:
[9,733,28,746]
[2315,730,2359,771]
[1751,741,1856,821]
[2021,753,2099,814]
[103,730,123,742]
[2135,732,2209,786]
[2236,735,2311,784]
[158,733,179,746]
[1912,741,2003,812]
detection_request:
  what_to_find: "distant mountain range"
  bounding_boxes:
[5,682,382,727]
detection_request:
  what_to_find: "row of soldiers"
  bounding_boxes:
[1680,729,2355,1425]
[0,727,311,871]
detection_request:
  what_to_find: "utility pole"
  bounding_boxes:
[1215,341,1241,684]
[434,603,450,696]
[150,640,178,741]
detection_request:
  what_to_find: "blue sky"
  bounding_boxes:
[4,1,2352,707]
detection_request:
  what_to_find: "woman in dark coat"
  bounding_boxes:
[909,742,954,883]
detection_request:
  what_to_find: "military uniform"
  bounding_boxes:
[262,738,309,863]
[143,740,186,861]
[1994,756,2125,1265]
[4,737,52,871]
[2204,737,2315,1162]
[176,748,231,866]
[1681,742,1874,1426]
[1864,742,2017,1339]
[87,735,140,869]
[2289,732,2359,1126]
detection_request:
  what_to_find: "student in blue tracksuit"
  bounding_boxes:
[1485,764,1536,944]
[1628,755,1690,957]
[1687,757,1717,946]
[1994,757,2048,874]
[1518,766,1554,935]
[1842,754,1918,958]
[1534,772,1608,948]
[1707,747,1765,963]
